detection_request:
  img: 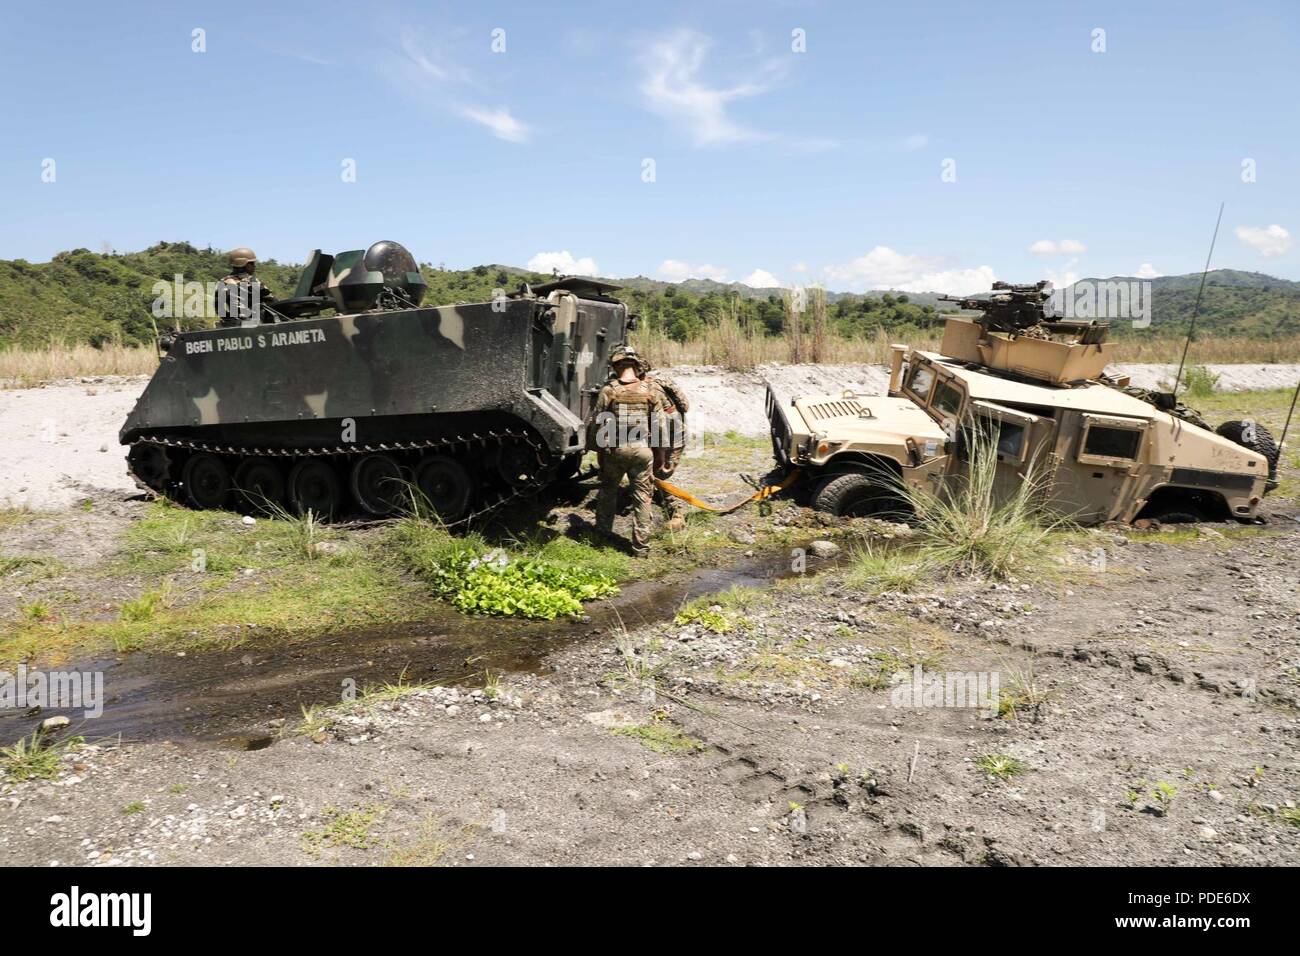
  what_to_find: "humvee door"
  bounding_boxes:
[959,400,1055,502]
[1054,412,1148,523]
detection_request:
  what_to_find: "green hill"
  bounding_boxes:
[1,243,1296,348]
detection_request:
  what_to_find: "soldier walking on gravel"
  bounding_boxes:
[214,247,278,327]
[645,363,691,532]
[587,346,666,557]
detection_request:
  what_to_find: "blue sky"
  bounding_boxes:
[1,0,1297,293]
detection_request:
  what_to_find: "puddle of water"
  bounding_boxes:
[0,542,836,749]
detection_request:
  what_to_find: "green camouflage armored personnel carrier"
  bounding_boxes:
[767,281,1280,525]
[121,241,632,522]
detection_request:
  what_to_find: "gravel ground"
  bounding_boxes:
[1,510,1297,867]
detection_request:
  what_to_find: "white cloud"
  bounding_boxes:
[1029,239,1086,256]
[1235,224,1292,257]
[527,251,599,277]
[658,259,729,282]
[1043,264,1080,289]
[894,266,997,296]
[1135,263,1162,279]
[456,105,530,143]
[638,30,777,147]
[823,246,995,295]
[741,269,783,288]
[389,26,530,144]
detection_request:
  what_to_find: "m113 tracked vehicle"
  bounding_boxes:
[120,241,632,522]
[767,281,1280,524]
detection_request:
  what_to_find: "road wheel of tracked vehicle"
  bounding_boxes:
[414,455,473,524]
[127,443,170,492]
[234,457,285,514]
[490,442,544,488]
[812,473,896,518]
[181,453,230,510]
[1215,420,1280,490]
[555,453,584,482]
[351,454,406,517]
[288,459,341,521]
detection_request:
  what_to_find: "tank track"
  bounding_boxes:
[125,427,551,527]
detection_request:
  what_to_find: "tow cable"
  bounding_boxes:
[653,468,801,514]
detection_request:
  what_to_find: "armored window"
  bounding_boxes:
[907,365,935,403]
[996,421,1026,458]
[933,380,964,418]
[1081,422,1143,463]
[1084,425,1140,460]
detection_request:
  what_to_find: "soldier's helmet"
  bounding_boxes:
[227,247,258,269]
[609,344,643,370]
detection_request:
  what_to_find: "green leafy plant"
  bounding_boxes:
[391,518,619,620]
[2,731,84,781]
[975,753,1027,779]
[1182,365,1220,398]
[1150,780,1177,814]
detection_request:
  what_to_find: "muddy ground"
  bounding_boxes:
[0,378,1298,867]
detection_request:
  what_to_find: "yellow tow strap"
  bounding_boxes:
[653,469,801,514]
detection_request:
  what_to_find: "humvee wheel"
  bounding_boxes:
[813,473,894,518]
[351,453,405,516]
[414,455,473,524]
[181,453,230,510]
[1152,509,1203,525]
[1216,420,1280,489]
[288,459,341,520]
[234,457,285,513]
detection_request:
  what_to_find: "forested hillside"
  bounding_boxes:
[1,242,1296,348]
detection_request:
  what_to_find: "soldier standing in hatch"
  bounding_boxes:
[587,346,667,557]
[645,362,691,532]
[213,247,277,327]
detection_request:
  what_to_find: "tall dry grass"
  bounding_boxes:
[0,342,158,388]
[1,328,1297,388]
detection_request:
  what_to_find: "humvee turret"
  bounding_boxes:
[766,283,1279,525]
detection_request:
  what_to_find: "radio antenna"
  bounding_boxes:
[1171,202,1224,398]
[1280,374,1300,458]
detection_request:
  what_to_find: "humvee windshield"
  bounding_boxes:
[906,364,936,403]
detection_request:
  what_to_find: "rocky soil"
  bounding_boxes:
[1,504,1297,867]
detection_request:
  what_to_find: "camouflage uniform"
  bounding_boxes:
[214,272,277,328]
[587,377,666,555]
[646,371,691,528]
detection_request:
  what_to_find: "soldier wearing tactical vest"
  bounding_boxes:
[214,247,277,327]
[587,346,667,557]
[645,364,691,532]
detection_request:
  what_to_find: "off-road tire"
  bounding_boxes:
[1215,420,1280,489]
[812,473,894,518]
[1153,509,1204,525]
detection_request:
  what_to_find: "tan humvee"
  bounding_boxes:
[766,316,1278,525]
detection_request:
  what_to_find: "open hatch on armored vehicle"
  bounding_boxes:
[121,241,634,523]
[767,281,1279,525]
